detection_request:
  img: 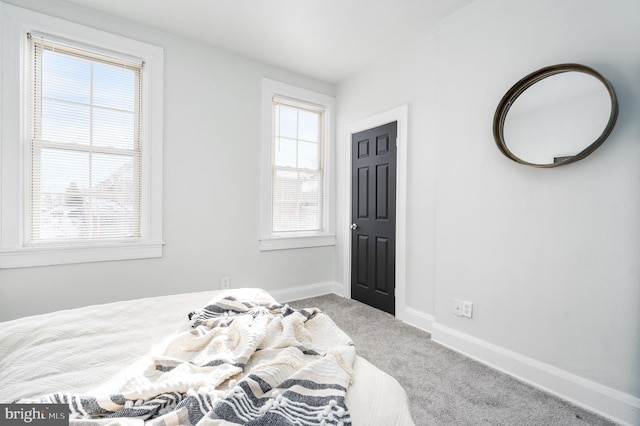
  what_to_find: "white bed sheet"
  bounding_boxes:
[0,288,413,425]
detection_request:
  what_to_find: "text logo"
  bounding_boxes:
[1,404,67,425]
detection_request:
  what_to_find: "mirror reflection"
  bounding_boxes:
[493,64,618,168]
[504,72,611,164]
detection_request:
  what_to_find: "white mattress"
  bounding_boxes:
[0,288,414,425]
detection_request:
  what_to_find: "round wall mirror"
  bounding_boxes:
[493,63,618,168]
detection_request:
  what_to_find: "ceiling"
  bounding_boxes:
[59,0,477,83]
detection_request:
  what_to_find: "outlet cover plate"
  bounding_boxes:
[453,299,463,317]
[462,301,473,318]
[221,277,230,289]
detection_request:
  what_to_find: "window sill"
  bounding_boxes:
[259,235,336,251]
[0,242,164,269]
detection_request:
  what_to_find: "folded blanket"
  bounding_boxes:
[24,290,356,426]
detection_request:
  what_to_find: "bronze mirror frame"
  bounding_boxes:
[493,63,618,168]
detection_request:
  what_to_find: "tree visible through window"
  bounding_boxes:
[29,35,143,244]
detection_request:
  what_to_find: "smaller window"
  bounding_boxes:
[272,98,325,234]
[260,79,335,251]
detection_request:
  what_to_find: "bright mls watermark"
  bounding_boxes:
[1,404,67,425]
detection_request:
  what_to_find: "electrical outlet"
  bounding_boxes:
[221,276,230,289]
[453,299,463,317]
[462,301,473,318]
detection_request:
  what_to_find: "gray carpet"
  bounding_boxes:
[288,294,618,426]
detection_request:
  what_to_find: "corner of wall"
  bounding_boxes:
[269,281,343,303]
[402,307,435,334]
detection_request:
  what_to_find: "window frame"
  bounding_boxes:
[259,78,335,251]
[0,2,164,268]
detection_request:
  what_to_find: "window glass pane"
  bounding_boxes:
[298,109,320,142]
[276,104,298,139]
[272,169,322,232]
[40,149,90,192]
[41,99,90,144]
[93,108,135,149]
[91,153,139,238]
[42,51,90,104]
[298,141,319,170]
[36,149,90,240]
[93,63,136,111]
[92,153,135,191]
[274,137,297,167]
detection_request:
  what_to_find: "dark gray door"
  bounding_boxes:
[351,121,397,315]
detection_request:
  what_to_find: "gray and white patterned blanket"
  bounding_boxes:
[25,293,355,425]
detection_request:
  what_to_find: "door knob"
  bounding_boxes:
[350,223,358,230]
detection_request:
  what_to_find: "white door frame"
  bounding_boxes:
[342,104,409,320]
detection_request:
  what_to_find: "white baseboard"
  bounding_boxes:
[402,306,435,334]
[269,281,343,303]
[431,323,640,426]
[273,284,639,425]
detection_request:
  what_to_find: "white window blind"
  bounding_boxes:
[28,34,143,244]
[272,97,325,234]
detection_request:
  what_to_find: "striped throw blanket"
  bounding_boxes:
[27,291,356,425]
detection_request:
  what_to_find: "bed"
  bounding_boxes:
[0,288,414,425]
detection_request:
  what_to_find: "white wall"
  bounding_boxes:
[2,0,638,422]
[0,0,337,321]
[336,35,441,317]
[337,0,639,423]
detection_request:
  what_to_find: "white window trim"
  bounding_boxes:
[0,2,164,268]
[259,78,336,251]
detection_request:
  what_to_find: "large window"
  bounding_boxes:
[29,35,143,244]
[0,4,164,268]
[260,79,335,250]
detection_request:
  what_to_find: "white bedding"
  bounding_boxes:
[0,288,414,425]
